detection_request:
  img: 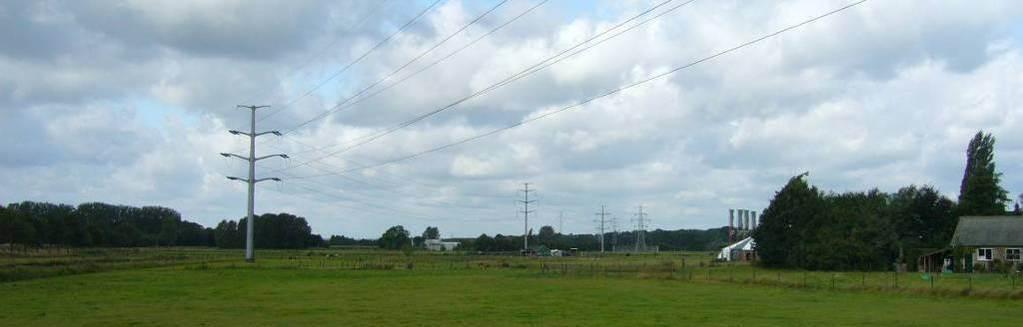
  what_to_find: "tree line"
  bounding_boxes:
[755,131,1017,271]
[0,201,324,250]
[364,223,729,253]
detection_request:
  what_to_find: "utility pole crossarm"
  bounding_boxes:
[220,153,248,161]
[254,154,289,161]
[254,131,283,137]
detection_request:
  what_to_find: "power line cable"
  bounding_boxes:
[280,0,513,135]
[275,0,550,139]
[232,0,394,131]
[292,0,868,177]
[258,0,444,122]
[279,0,686,173]
[269,0,549,155]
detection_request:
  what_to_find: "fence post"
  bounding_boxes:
[968,273,973,291]
[831,273,835,290]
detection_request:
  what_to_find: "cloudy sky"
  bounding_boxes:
[3,0,1023,238]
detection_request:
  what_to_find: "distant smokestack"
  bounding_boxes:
[736,209,742,230]
[729,209,734,230]
[740,209,748,229]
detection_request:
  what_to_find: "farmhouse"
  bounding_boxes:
[424,239,460,251]
[922,216,1023,272]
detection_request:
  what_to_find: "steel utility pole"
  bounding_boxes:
[610,214,619,251]
[223,105,288,262]
[633,205,648,252]
[519,183,535,253]
[594,205,609,253]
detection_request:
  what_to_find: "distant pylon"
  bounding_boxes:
[518,182,535,253]
[594,205,610,253]
[633,205,648,252]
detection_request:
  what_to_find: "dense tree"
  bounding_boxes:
[754,175,969,271]
[328,235,376,247]
[537,225,556,246]
[214,220,241,249]
[176,221,214,247]
[378,225,411,250]
[753,174,826,268]
[958,131,1009,215]
[214,213,323,249]
[889,185,957,249]
[473,234,495,252]
[0,201,332,249]
[802,190,898,270]
[1,201,213,248]
[422,226,440,240]
[0,206,36,251]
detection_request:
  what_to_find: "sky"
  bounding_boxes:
[3,0,1023,238]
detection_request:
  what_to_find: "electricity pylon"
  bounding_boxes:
[222,105,288,262]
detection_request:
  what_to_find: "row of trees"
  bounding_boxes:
[363,223,729,252]
[0,201,212,248]
[755,131,1015,271]
[467,226,728,252]
[0,201,326,250]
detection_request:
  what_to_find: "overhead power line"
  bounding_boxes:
[274,0,552,137]
[279,0,689,174]
[274,0,550,155]
[232,1,395,132]
[280,0,514,135]
[291,0,868,177]
[258,0,444,122]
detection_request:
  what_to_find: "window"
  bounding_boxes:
[977,248,993,261]
[1007,248,1022,261]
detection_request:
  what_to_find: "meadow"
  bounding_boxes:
[1,248,1021,326]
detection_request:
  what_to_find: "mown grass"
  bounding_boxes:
[4,248,1022,298]
[1,262,1021,326]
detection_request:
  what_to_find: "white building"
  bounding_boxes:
[717,237,756,262]
[425,239,460,251]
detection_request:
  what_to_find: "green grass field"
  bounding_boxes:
[1,248,1021,326]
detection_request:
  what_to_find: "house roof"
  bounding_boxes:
[950,216,1023,247]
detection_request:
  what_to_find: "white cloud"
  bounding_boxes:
[3,0,1023,237]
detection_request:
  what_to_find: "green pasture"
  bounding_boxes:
[1,248,1021,326]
